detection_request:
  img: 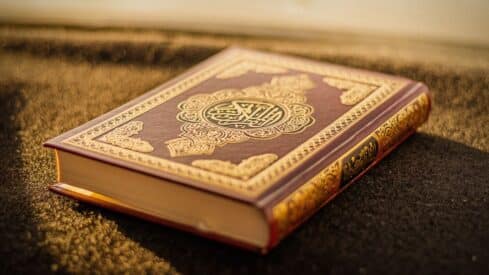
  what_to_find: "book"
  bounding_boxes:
[44,47,431,253]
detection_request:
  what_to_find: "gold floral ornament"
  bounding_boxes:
[373,93,430,154]
[216,61,287,79]
[323,77,378,105]
[166,74,316,157]
[192,153,278,180]
[99,121,154,153]
[272,161,341,239]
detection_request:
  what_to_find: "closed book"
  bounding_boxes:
[44,47,431,253]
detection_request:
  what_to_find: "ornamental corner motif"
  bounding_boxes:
[99,121,154,153]
[192,153,278,180]
[216,61,288,79]
[323,77,378,106]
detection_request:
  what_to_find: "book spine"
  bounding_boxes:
[267,92,431,249]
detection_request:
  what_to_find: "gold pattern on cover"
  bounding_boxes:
[99,121,154,153]
[272,94,429,239]
[62,50,409,196]
[323,77,378,105]
[373,93,430,154]
[272,161,341,239]
[216,61,287,79]
[166,74,315,157]
[192,153,278,180]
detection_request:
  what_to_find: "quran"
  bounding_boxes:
[44,47,431,253]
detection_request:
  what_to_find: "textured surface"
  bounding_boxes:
[0,25,488,274]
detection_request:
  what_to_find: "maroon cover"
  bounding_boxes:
[45,47,431,252]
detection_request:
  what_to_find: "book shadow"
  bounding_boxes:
[0,82,55,274]
[88,133,489,274]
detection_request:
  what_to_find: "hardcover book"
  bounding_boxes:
[44,47,431,253]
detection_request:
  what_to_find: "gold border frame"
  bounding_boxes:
[62,49,407,197]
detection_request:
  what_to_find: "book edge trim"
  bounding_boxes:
[266,91,431,249]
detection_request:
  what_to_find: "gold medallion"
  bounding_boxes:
[166,74,316,157]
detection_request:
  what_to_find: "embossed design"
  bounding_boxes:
[323,77,378,105]
[192,153,278,180]
[273,161,341,239]
[373,93,430,153]
[341,137,378,184]
[216,61,287,79]
[62,50,411,196]
[166,74,316,157]
[99,121,154,153]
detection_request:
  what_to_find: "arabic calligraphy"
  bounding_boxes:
[203,99,287,129]
[341,137,378,184]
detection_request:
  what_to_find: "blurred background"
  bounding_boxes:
[1,0,488,45]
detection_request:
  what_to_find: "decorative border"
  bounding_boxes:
[62,49,408,197]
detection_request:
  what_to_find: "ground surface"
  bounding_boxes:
[0,25,488,274]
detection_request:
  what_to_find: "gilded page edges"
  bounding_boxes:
[271,93,430,243]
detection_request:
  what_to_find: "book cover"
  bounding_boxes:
[45,47,431,252]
